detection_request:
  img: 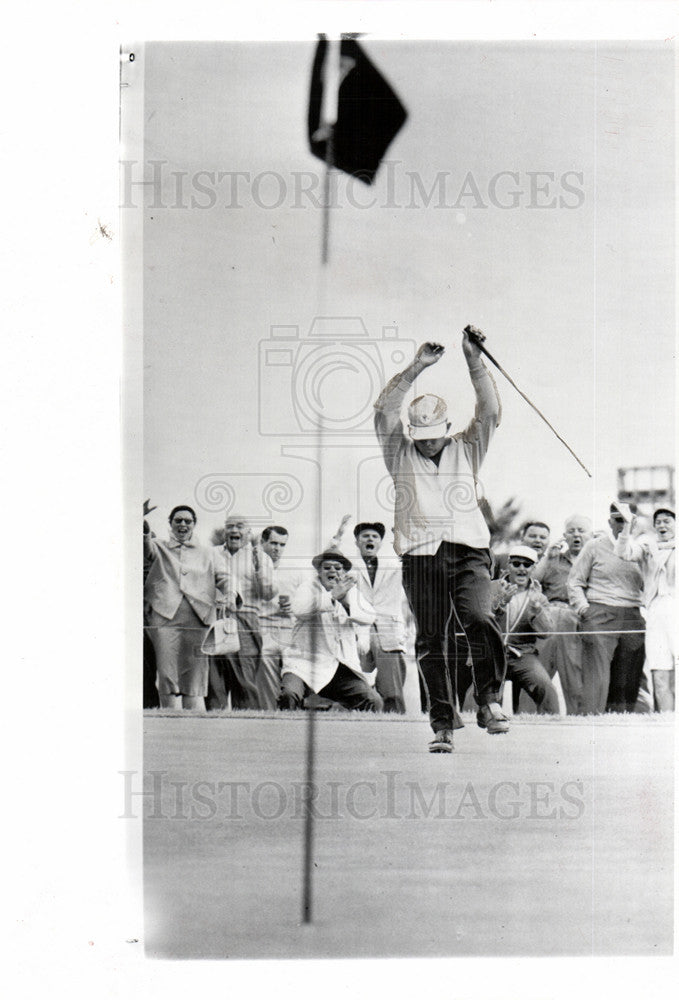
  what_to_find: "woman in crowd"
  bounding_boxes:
[144,501,235,709]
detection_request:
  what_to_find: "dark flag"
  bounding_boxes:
[307,36,408,185]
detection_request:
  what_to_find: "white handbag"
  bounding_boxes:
[201,611,240,656]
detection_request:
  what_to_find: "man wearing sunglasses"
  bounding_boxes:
[493,520,551,579]
[493,545,560,714]
[567,502,645,714]
[278,550,382,712]
[374,326,508,753]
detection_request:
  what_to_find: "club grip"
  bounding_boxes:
[463,325,484,347]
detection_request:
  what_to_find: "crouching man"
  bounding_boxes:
[493,545,560,714]
[279,549,383,712]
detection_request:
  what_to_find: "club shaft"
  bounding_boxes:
[473,339,592,478]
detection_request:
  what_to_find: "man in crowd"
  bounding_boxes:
[352,521,409,713]
[533,514,593,714]
[493,520,551,578]
[522,521,551,559]
[208,515,275,710]
[492,545,560,713]
[279,549,382,712]
[256,525,304,710]
[567,501,645,714]
[144,502,235,710]
[374,327,507,753]
[615,506,675,711]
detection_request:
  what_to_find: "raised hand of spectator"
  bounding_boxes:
[497,576,518,607]
[331,571,356,603]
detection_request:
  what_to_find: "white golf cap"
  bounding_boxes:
[508,545,539,565]
[408,394,449,440]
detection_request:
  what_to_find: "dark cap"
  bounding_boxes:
[311,549,353,572]
[353,522,385,539]
[653,507,675,523]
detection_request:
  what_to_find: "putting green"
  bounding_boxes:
[142,712,674,959]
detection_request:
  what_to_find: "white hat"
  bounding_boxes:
[609,500,634,521]
[408,394,449,440]
[508,545,539,565]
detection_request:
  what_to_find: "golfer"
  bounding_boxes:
[374,326,508,752]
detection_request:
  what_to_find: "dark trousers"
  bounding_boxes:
[580,603,645,714]
[507,652,560,714]
[143,629,160,709]
[363,627,407,713]
[606,634,646,713]
[207,612,261,710]
[402,543,506,732]
[279,664,382,712]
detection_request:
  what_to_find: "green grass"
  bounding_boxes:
[143,712,674,959]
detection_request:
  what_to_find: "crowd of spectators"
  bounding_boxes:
[143,499,675,716]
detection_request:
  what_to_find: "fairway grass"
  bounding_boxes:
[142,713,674,959]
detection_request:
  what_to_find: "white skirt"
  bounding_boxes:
[645,595,676,671]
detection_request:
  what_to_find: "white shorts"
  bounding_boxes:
[645,595,677,672]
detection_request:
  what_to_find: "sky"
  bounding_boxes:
[132,39,675,559]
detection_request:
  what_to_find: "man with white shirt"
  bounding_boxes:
[567,502,645,714]
[352,521,409,713]
[279,550,382,711]
[208,515,276,710]
[374,327,507,752]
[256,525,305,709]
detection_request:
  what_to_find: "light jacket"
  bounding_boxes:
[144,531,231,625]
[614,524,675,607]
[354,557,407,652]
[282,577,376,692]
[494,581,553,657]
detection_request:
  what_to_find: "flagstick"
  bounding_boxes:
[304,142,334,917]
[301,677,317,923]
[301,445,325,927]
[464,326,592,478]
[305,36,339,924]
[321,129,334,266]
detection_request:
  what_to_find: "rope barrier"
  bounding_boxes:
[142,624,648,637]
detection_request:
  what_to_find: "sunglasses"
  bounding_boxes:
[172,517,194,524]
[509,559,534,569]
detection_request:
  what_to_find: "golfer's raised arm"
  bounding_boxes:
[374,342,444,464]
[462,326,501,426]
